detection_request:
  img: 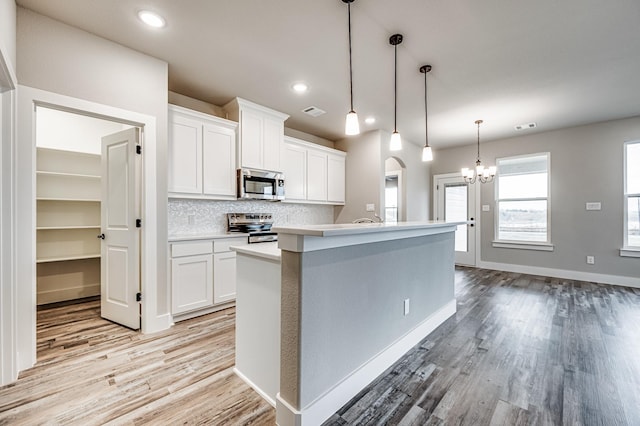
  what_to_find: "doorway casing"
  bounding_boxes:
[16,85,170,372]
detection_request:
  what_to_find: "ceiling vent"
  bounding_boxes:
[302,106,326,117]
[515,122,537,131]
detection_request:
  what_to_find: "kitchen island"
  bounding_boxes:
[234,221,460,426]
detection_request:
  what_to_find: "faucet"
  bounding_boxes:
[353,213,384,224]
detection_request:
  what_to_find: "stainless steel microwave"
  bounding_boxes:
[237,168,285,201]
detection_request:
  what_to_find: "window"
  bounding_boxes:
[624,141,640,250]
[494,153,550,247]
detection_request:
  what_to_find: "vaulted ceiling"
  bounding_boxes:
[16,0,640,147]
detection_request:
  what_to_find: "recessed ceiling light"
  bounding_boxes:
[365,117,376,124]
[292,83,308,94]
[138,10,166,28]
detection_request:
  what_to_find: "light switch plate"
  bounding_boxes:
[586,202,601,211]
[482,204,490,212]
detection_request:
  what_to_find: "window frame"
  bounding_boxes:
[492,152,553,251]
[622,140,640,257]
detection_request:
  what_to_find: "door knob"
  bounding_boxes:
[97,233,105,240]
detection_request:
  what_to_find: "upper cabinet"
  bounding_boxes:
[168,105,238,200]
[282,136,346,205]
[223,97,289,172]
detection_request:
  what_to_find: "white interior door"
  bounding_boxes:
[434,173,477,266]
[100,128,140,329]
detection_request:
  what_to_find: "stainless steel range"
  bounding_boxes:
[227,213,277,243]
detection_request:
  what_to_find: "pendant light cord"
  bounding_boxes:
[394,44,398,132]
[424,70,428,147]
[347,2,354,112]
[477,121,481,163]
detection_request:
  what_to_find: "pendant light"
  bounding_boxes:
[343,0,360,135]
[389,33,403,151]
[461,120,496,184]
[420,65,433,162]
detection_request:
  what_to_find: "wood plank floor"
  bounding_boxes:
[0,300,275,425]
[324,267,640,425]
[1,267,639,425]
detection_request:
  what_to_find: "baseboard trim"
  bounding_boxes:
[36,284,100,305]
[234,367,276,408]
[477,261,640,289]
[275,299,457,426]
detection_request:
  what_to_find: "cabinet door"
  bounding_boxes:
[327,154,346,204]
[213,251,237,304]
[282,143,307,201]
[240,109,263,170]
[202,123,236,198]
[172,255,213,314]
[263,116,283,172]
[168,114,203,194]
[307,149,328,202]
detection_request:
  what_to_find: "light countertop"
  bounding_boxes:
[168,232,249,242]
[231,241,281,261]
[271,221,463,237]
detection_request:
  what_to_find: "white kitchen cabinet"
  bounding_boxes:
[171,254,214,314]
[213,252,237,304]
[327,153,346,204]
[282,136,346,205]
[170,236,247,321]
[213,237,247,304]
[168,105,237,199]
[307,149,328,202]
[171,241,214,315]
[282,142,307,201]
[223,97,289,171]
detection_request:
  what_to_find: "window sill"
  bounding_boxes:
[620,248,640,258]
[492,241,554,251]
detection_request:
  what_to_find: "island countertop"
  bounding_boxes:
[273,221,464,252]
[231,241,281,261]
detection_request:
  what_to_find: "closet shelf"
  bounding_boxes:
[37,225,100,230]
[36,171,101,179]
[36,197,101,202]
[37,253,101,263]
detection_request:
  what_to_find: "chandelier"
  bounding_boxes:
[461,120,496,184]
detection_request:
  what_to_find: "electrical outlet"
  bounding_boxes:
[366,203,375,212]
[188,214,195,225]
[586,256,595,265]
[404,298,410,316]
[482,204,490,212]
[586,202,602,211]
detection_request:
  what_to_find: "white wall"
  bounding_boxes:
[334,131,382,223]
[432,116,640,282]
[0,0,16,86]
[0,0,16,386]
[36,107,129,154]
[379,130,430,221]
[335,130,430,224]
[15,7,169,373]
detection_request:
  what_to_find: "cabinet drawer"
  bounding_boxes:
[214,237,248,253]
[171,241,213,257]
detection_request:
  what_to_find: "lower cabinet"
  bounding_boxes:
[172,254,214,314]
[170,236,247,320]
[213,251,236,304]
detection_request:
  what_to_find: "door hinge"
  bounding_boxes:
[136,219,142,228]
[136,292,142,302]
[136,145,142,155]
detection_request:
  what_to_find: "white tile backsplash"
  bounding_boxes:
[168,199,334,236]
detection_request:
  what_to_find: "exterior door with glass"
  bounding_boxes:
[434,173,477,266]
